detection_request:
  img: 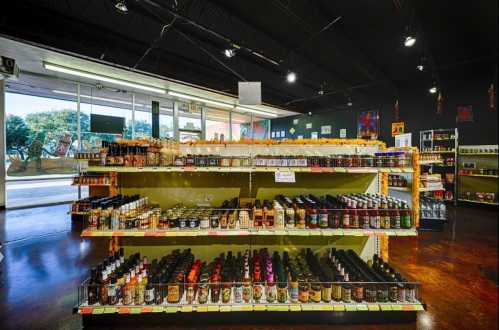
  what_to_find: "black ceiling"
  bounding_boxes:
[1,0,497,113]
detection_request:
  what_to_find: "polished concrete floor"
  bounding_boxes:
[0,204,497,330]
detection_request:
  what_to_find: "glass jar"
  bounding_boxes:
[342,284,352,303]
[198,281,209,304]
[222,282,232,303]
[277,282,288,303]
[310,282,322,303]
[242,280,252,303]
[376,284,389,303]
[332,282,342,301]
[321,283,332,303]
[397,283,406,302]
[353,283,364,302]
[405,284,416,302]
[266,282,277,303]
[365,285,377,303]
[253,282,263,302]
[389,283,398,302]
[234,283,243,303]
[298,282,310,303]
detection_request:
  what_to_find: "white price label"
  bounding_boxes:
[275,171,296,183]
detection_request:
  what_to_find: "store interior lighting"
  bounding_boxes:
[114,1,128,13]
[286,71,297,83]
[43,63,166,94]
[404,35,416,47]
[429,86,438,94]
[224,48,236,58]
[52,90,145,107]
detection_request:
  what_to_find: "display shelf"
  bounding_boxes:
[72,183,112,187]
[459,174,499,178]
[459,153,498,156]
[458,199,498,206]
[86,166,413,174]
[420,150,455,154]
[419,160,443,165]
[419,187,444,192]
[81,228,418,238]
[419,217,446,221]
[77,302,424,314]
[388,186,411,192]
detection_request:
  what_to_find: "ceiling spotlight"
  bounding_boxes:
[224,48,236,58]
[286,71,297,83]
[347,101,353,107]
[417,64,424,71]
[114,1,128,13]
[429,86,438,94]
[404,35,416,47]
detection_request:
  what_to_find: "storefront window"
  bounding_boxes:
[178,102,202,142]
[206,108,230,141]
[231,112,252,141]
[252,117,271,140]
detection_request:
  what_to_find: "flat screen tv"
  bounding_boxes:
[90,114,125,134]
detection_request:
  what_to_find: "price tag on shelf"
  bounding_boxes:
[289,304,301,312]
[345,305,357,312]
[301,304,314,311]
[181,306,193,313]
[275,171,296,183]
[118,307,130,314]
[207,305,219,312]
[309,231,321,236]
[80,307,93,314]
[391,304,403,311]
[130,307,142,314]
[219,306,231,312]
[141,306,153,313]
[356,304,368,311]
[253,304,266,311]
[92,308,104,314]
[333,305,345,311]
[196,306,208,313]
[367,304,380,311]
[379,304,392,311]
[241,305,253,311]
[152,306,164,313]
[165,306,178,313]
[103,307,117,314]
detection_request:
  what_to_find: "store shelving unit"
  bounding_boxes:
[419,129,457,231]
[458,145,498,207]
[420,129,458,205]
[74,140,423,325]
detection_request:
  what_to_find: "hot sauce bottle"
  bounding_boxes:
[263,200,275,228]
[293,197,306,229]
[253,200,264,228]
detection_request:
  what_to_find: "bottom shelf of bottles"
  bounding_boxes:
[76,248,424,315]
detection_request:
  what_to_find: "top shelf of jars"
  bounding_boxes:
[76,139,414,173]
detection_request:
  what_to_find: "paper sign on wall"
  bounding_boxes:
[280,130,285,138]
[293,119,299,125]
[311,132,318,139]
[394,133,412,147]
[306,123,312,129]
[275,171,296,183]
[391,122,405,136]
[275,131,281,138]
[271,131,276,138]
[321,125,332,135]
[339,129,347,138]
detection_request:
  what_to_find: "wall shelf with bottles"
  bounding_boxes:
[458,145,498,207]
[75,140,423,323]
[419,129,458,207]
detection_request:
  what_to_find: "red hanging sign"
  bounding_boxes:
[394,99,400,121]
[489,83,496,112]
[456,105,473,123]
[436,92,443,115]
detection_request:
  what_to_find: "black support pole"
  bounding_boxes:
[152,100,160,138]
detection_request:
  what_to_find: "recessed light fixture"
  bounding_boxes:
[224,48,236,58]
[429,86,438,94]
[114,0,128,13]
[417,64,424,71]
[286,71,297,83]
[347,101,353,107]
[44,63,165,94]
[404,35,416,47]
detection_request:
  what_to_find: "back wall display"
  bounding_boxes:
[357,111,379,140]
